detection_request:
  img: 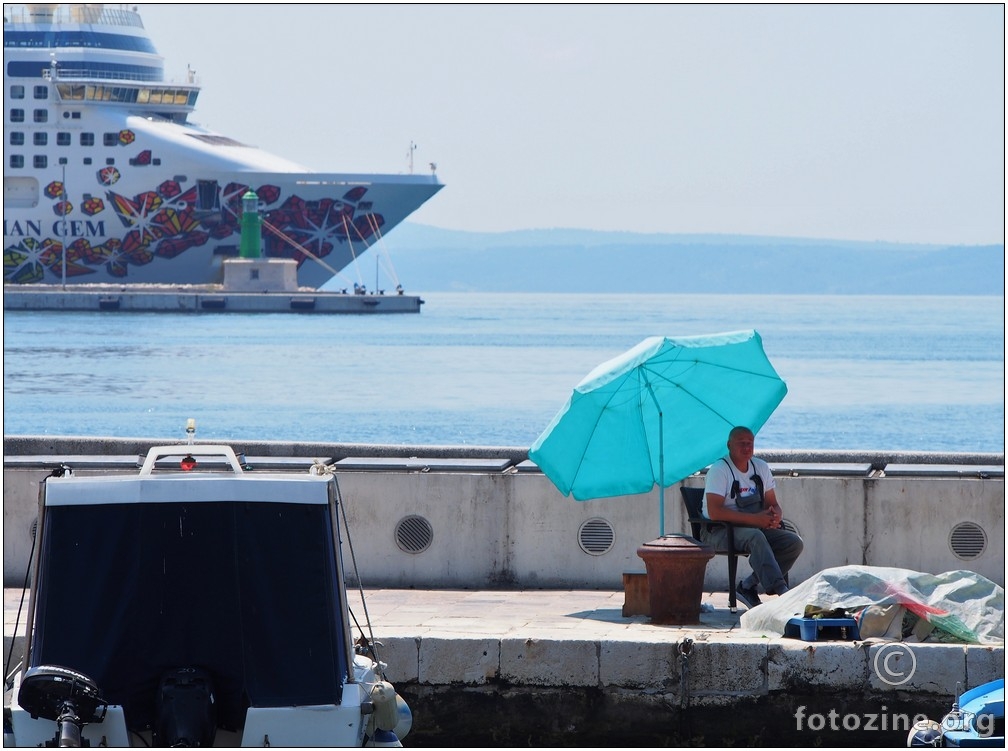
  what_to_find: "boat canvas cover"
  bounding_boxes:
[29,473,349,731]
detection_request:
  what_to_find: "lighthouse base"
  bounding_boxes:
[223,258,300,293]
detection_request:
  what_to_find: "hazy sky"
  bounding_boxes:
[136,4,1004,245]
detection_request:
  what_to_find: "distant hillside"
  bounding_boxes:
[366,225,1004,295]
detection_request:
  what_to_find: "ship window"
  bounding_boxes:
[34,133,47,146]
[57,132,71,146]
[83,158,92,165]
[71,112,81,120]
[34,155,47,168]
[106,158,115,165]
[80,133,94,146]
[10,155,24,169]
[197,180,221,211]
[103,132,118,146]
[33,109,48,123]
[10,132,25,146]
[10,85,25,99]
[153,158,161,165]
[57,84,86,101]
[10,109,25,123]
[34,85,48,99]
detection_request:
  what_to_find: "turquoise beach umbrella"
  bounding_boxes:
[529,330,787,536]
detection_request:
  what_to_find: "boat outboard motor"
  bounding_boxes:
[154,667,216,747]
[17,664,107,747]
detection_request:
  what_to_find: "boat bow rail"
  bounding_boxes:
[138,444,246,475]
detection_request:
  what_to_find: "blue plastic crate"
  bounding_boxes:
[785,616,860,642]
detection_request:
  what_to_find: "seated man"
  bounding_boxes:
[702,425,804,609]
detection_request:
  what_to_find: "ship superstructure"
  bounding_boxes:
[3,3,442,289]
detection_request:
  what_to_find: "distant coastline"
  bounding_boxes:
[374,224,1005,295]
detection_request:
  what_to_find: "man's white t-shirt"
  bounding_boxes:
[702,456,775,517]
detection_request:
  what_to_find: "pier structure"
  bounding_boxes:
[3,437,1004,745]
[2,279,423,314]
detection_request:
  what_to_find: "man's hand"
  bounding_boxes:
[766,505,782,529]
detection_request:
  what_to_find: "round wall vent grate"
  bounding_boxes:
[578,517,615,556]
[948,521,987,561]
[395,515,433,554]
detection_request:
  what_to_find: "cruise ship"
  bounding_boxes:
[2,4,443,290]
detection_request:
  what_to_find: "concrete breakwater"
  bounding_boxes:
[345,590,1002,747]
[2,283,424,313]
[2,437,1004,745]
[4,588,1002,746]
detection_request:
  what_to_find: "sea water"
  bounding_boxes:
[2,293,1004,453]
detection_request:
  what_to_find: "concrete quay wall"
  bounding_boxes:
[382,635,1004,745]
[6,584,1003,745]
[2,284,423,313]
[3,436,1004,590]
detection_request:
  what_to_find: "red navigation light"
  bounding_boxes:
[180,454,197,471]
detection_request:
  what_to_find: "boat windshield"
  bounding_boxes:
[28,474,349,733]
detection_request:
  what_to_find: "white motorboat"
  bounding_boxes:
[3,430,411,747]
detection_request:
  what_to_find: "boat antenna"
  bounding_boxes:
[3,524,36,689]
[310,464,385,678]
[2,463,66,686]
[407,141,416,174]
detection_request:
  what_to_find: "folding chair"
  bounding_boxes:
[680,485,745,613]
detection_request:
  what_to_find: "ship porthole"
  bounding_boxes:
[948,522,987,561]
[578,517,615,556]
[395,514,433,554]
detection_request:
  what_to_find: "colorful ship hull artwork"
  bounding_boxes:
[3,4,442,290]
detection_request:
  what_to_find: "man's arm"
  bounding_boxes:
[763,487,783,528]
[706,490,779,529]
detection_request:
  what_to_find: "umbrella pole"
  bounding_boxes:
[658,409,664,536]
[645,380,666,537]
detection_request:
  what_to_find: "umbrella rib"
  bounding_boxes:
[571,372,654,491]
[646,354,783,381]
[642,359,784,429]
